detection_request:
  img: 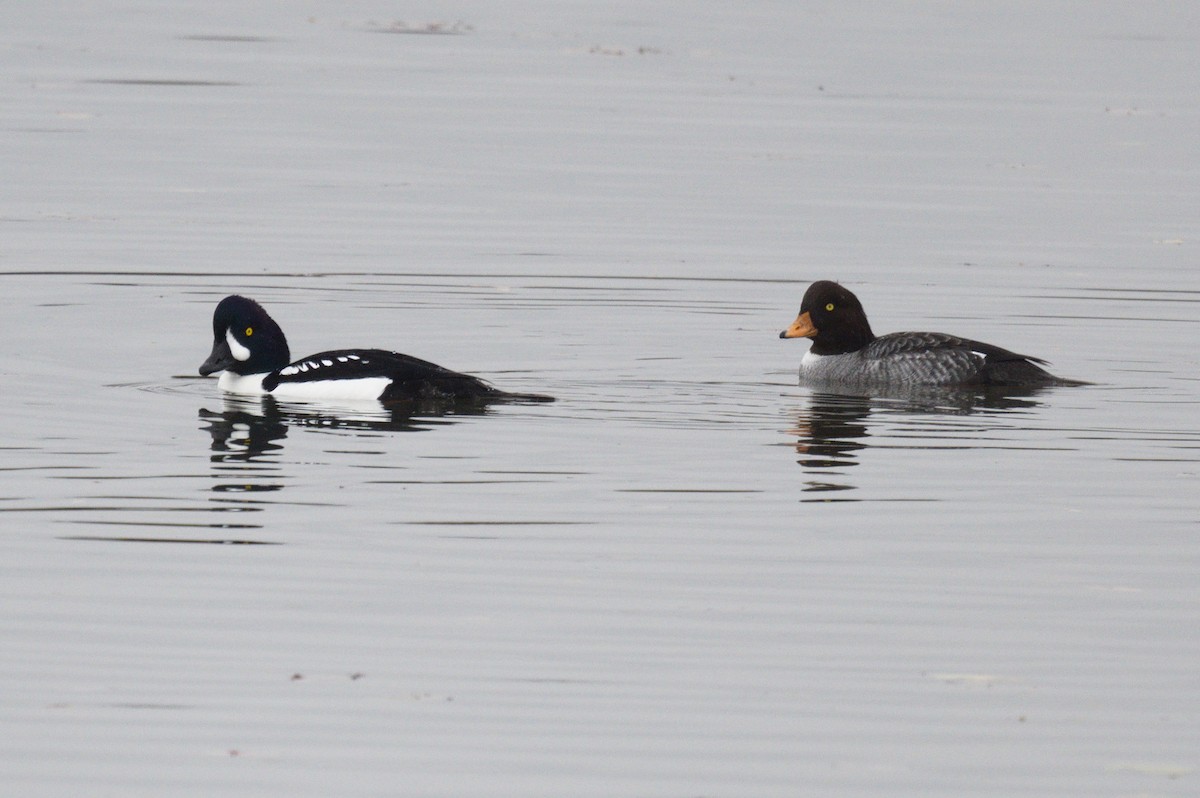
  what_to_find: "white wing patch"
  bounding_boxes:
[280,354,366,377]
[271,354,385,399]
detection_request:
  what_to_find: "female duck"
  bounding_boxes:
[199,295,553,404]
[779,281,1084,388]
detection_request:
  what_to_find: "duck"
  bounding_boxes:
[779,280,1085,388]
[198,295,553,404]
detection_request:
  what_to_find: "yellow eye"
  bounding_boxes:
[825,303,835,312]
[245,327,254,336]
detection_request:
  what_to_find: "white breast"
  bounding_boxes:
[217,371,267,395]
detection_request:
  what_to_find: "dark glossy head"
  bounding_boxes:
[199,295,291,376]
[779,280,875,355]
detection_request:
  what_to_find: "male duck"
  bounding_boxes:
[199,295,553,404]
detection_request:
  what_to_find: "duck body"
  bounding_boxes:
[199,295,553,404]
[780,281,1084,389]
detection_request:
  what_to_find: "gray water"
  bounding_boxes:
[3,3,1199,796]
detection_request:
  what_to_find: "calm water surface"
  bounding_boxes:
[3,2,1199,796]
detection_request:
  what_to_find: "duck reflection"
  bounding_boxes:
[788,387,1048,497]
[788,394,872,497]
[199,394,481,458]
[199,394,487,501]
[200,398,289,464]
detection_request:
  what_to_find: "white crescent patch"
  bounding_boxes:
[226,328,251,362]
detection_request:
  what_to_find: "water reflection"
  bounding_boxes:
[790,393,872,471]
[789,387,1051,498]
[199,394,474,459]
[198,395,482,507]
[201,399,290,464]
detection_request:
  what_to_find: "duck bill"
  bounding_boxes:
[199,337,236,376]
[779,311,818,339]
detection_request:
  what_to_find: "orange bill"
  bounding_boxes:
[779,311,818,339]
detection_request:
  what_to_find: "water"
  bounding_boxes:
[3,3,1199,796]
